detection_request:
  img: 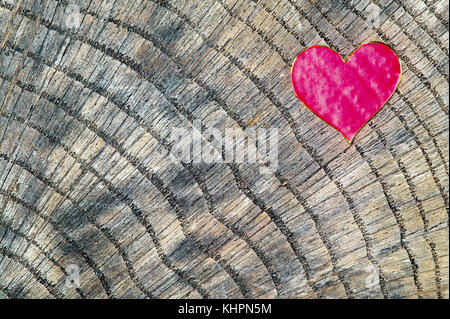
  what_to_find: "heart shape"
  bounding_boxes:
[291,42,402,142]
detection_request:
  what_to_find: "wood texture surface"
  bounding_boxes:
[0,0,448,299]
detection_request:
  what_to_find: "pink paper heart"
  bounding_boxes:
[291,42,402,142]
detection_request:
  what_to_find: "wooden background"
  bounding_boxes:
[0,0,448,299]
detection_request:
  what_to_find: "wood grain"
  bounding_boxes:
[0,0,448,298]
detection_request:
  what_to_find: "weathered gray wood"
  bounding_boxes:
[0,0,448,298]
